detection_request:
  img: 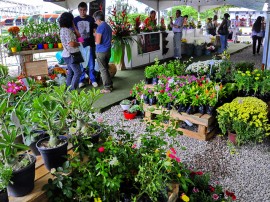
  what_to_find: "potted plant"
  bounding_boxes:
[120,99,131,111]
[217,97,270,145]
[30,91,68,170]
[8,37,20,53]
[123,104,141,119]
[0,95,36,197]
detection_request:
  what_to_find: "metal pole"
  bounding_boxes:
[262,3,270,69]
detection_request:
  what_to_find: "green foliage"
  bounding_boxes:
[234,61,255,72]
[120,99,131,105]
[0,162,12,190]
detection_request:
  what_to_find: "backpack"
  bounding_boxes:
[218,20,229,35]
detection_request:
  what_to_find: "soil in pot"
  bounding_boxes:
[36,135,68,170]
[7,154,36,197]
[25,130,49,156]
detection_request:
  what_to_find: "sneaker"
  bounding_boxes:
[92,82,98,87]
[79,83,85,88]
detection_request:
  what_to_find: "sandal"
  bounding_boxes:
[100,89,111,94]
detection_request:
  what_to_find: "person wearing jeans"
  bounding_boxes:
[93,11,113,94]
[252,16,263,55]
[170,10,183,59]
[59,12,82,90]
[217,13,230,54]
[74,2,98,88]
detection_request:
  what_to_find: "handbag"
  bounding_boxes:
[70,51,84,64]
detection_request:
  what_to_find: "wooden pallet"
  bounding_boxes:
[9,143,74,202]
[143,104,217,141]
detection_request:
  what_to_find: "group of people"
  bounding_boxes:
[59,2,113,93]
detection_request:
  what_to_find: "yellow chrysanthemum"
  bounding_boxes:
[180,194,190,202]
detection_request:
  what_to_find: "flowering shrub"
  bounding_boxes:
[7,26,20,36]
[108,6,135,64]
[217,97,270,145]
[133,15,141,33]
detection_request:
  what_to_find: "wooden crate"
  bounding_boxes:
[143,104,217,141]
[9,143,74,202]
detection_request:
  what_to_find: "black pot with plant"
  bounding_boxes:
[7,154,36,197]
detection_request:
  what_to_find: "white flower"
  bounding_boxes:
[109,157,119,166]
[215,85,220,91]
[168,78,174,84]
[69,127,77,135]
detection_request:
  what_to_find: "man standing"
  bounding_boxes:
[73,2,98,88]
[170,10,184,60]
[93,10,113,94]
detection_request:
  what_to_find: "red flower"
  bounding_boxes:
[208,185,215,192]
[98,146,105,153]
[196,171,203,175]
[170,147,176,154]
[225,190,236,200]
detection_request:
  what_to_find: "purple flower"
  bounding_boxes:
[212,194,219,200]
[192,187,199,193]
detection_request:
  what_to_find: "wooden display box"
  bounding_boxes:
[143,104,217,141]
[24,60,48,77]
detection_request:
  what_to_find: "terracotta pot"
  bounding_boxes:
[228,131,237,145]
[108,63,117,78]
[123,110,137,120]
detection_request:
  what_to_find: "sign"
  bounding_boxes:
[137,33,160,54]
[89,0,106,17]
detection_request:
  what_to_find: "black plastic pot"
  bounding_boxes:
[143,95,149,104]
[0,189,9,202]
[28,130,49,156]
[7,154,36,197]
[198,105,206,114]
[178,104,187,113]
[186,105,197,114]
[206,105,216,116]
[145,78,153,84]
[37,135,68,170]
[152,77,159,85]
[149,96,157,106]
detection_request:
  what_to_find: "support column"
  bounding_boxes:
[262,2,270,70]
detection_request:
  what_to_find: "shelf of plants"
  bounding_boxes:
[143,104,216,141]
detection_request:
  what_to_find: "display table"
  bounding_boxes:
[8,48,63,75]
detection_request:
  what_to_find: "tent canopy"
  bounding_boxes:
[43,0,94,10]
[137,0,267,12]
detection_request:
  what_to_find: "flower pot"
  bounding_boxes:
[0,189,8,202]
[123,110,137,120]
[48,43,54,49]
[145,78,153,84]
[198,105,206,114]
[206,105,215,115]
[11,47,17,53]
[178,104,187,113]
[143,95,149,104]
[37,43,43,49]
[228,131,237,145]
[43,43,49,49]
[53,43,58,48]
[186,105,197,114]
[120,104,130,111]
[149,96,157,106]
[108,63,117,78]
[26,130,49,156]
[58,43,63,49]
[36,135,68,170]
[152,77,159,85]
[7,154,36,197]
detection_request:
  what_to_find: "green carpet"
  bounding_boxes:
[88,43,251,112]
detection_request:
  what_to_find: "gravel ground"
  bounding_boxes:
[98,106,270,202]
[98,46,270,202]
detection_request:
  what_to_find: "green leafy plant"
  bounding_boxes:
[128,104,141,113]
[0,162,12,191]
[120,99,131,105]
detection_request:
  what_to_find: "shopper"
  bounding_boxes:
[93,10,113,94]
[59,12,82,90]
[73,2,98,88]
[170,10,184,59]
[206,18,216,36]
[217,13,230,54]
[252,16,263,55]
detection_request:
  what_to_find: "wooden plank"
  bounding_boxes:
[8,48,63,56]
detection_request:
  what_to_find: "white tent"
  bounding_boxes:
[45,0,94,10]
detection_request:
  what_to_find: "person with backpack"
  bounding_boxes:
[217,13,230,54]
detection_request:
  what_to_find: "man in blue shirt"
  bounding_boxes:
[93,10,113,94]
[170,10,184,60]
[73,2,98,88]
